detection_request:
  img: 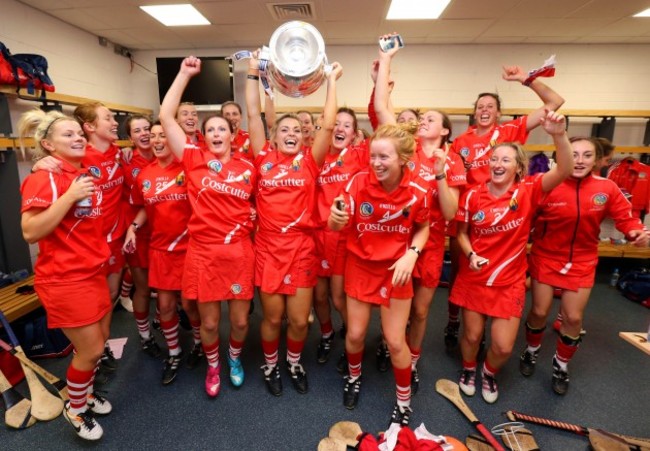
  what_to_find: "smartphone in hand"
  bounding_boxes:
[379,34,404,52]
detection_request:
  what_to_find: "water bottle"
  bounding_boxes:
[75,173,92,216]
[609,268,620,287]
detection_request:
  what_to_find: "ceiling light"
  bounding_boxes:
[140,4,210,26]
[633,8,650,17]
[386,0,451,20]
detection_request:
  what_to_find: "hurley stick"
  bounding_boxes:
[0,368,37,429]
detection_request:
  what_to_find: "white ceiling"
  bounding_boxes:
[17,0,650,51]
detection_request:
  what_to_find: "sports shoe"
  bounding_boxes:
[287,362,308,394]
[100,345,118,373]
[261,363,282,396]
[343,376,361,410]
[459,369,476,396]
[519,348,539,377]
[151,317,161,332]
[118,296,133,312]
[316,334,333,364]
[64,402,103,441]
[186,343,204,369]
[376,342,390,373]
[205,365,221,397]
[444,322,460,351]
[227,356,244,387]
[481,370,499,404]
[162,354,181,385]
[141,337,162,358]
[411,367,420,395]
[389,403,412,426]
[87,392,112,415]
[336,353,348,375]
[551,358,570,395]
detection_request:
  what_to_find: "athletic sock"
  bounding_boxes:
[346,350,363,379]
[228,336,244,361]
[409,347,421,370]
[462,360,477,371]
[483,360,498,377]
[120,270,133,298]
[555,333,581,369]
[160,316,181,356]
[134,310,151,340]
[525,322,546,352]
[67,365,94,415]
[286,337,305,365]
[262,338,280,367]
[203,339,220,368]
[393,364,412,408]
[320,320,334,337]
[190,319,201,345]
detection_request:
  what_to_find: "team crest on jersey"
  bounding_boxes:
[402,205,411,218]
[380,287,388,299]
[460,147,470,158]
[336,155,344,167]
[360,202,374,217]
[142,180,151,192]
[208,160,223,174]
[407,161,416,171]
[230,284,242,295]
[261,162,273,174]
[175,172,185,186]
[88,166,101,179]
[472,211,486,223]
[509,197,519,211]
[291,158,302,171]
[132,168,140,178]
[592,193,608,206]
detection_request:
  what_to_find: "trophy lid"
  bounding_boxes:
[269,21,326,78]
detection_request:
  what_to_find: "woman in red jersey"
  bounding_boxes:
[328,121,430,426]
[520,136,649,395]
[123,122,193,385]
[313,106,369,366]
[18,109,112,440]
[245,51,342,396]
[451,111,573,404]
[159,56,257,398]
[373,40,466,392]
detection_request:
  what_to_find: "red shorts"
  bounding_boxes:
[314,228,347,277]
[255,230,318,295]
[528,253,597,291]
[450,277,526,319]
[344,253,413,307]
[149,248,186,291]
[106,237,125,275]
[183,237,254,302]
[36,273,111,328]
[413,245,444,288]
[125,230,150,269]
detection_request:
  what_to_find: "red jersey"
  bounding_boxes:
[83,143,127,242]
[531,174,645,263]
[315,142,369,226]
[182,144,256,245]
[123,149,154,234]
[410,142,467,250]
[607,158,650,218]
[131,160,192,252]
[451,117,529,186]
[254,143,321,233]
[231,129,252,161]
[20,158,109,283]
[455,175,544,286]
[342,169,430,262]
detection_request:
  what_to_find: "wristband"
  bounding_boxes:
[131,222,140,231]
[467,251,475,259]
[409,246,421,256]
[435,173,446,180]
[247,74,260,80]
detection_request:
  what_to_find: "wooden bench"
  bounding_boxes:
[0,275,41,323]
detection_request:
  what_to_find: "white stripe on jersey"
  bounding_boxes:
[224,223,248,244]
[378,195,417,224]
[559,262,572,275]
[463,189,476,222]
[490,188,518,226]
[486,246,525,287]
[49,172,58,202]
[168,228,189,252]
[281,209,307,233]
[107,162,119,180]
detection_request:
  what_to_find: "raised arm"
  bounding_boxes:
[264,90,276,133]
[374,37,400,126]
[311,62,343,166]
[502,65,565,132]
[245,50,267,156]
[540,110,573,192]
[159,57,201,159]
[433,145,460,220]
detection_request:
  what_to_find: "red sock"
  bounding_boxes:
[134,310,151,339]
[262,338,280,367]
[393,364,411,404]
[202,339,220,368]
[120,270,133,297]
[228,336,244,361]
[66,365,94,413]
[190,319,201,344]
[286,337,305,364]
[555,334,580,365]
[525,323,545,348]
[409,347,421,368]
[483,360,498,376]
[346,350,363,379]
[462,360,477,371]
[160,316,180,355]
[320,320,334,337]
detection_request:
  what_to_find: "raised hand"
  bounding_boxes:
[328,61,343,81]
[502,65,526,83]
[540,109,566,136]
[180,56,201,77]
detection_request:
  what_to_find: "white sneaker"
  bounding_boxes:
[64,402,103,440]
[87,393,112,415]
[118,296,133,312]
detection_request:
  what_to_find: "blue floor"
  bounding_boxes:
[2,264,649,450]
